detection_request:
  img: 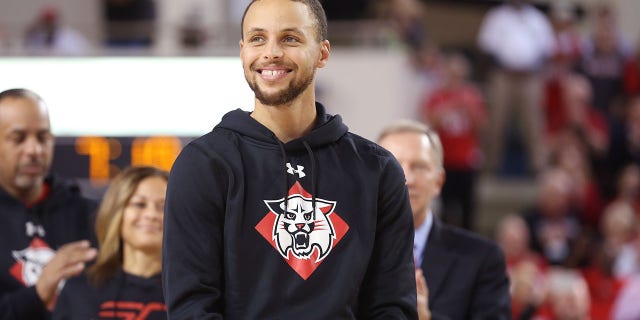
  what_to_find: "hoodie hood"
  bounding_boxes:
[215,102,349,225]
[216,102,348,152]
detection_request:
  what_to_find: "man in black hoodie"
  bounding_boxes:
[162,0,417,318]
[0,88,98,319]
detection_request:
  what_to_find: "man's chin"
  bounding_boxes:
[16,176,44,190]
[256,93,295,107]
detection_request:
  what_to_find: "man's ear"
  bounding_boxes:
[239,39,244,49]
[317,40,330,68]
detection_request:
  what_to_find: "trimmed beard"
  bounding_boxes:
[246,68,315,106]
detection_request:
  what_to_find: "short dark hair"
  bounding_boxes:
[241,0,328,42]
[0,89,46,123]
[0,88,43,104]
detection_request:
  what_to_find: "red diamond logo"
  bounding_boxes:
[255,182,349,280]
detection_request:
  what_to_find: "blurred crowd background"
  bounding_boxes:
[2,0,640,318]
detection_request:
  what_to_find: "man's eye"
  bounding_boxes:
[283,36,298,43]
[38,133,53,144]
[413,164,428,172]
[9,134,25,144]
[249,36,264,43]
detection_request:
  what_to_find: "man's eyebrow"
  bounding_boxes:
[245,27,306,35]
[281,27,304,34]
[245,27,266,34]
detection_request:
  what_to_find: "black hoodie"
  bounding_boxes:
[0,175,97,320]
[163,103,417,319]
[53,270,165,320]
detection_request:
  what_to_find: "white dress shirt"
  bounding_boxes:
[413,211,434,267]
[477,4,555,71]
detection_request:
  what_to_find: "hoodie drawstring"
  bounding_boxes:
[276,140,290,217]
[302,141,317,217]
[275,139,318,218]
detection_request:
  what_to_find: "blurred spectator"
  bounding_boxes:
[420,52,487,230]
[609,163,640,213]
[608,97,640,181]
[578,202,632,319]
[371,0,428,54]
[623,38,640,97]
[611,273,640,320]
[613,211,640,279]
[549,130,605,229]
[547,73,610,226]
[23,5,91,56]
[413,40,445,104]
[497,214,547,272]
[535,268,591,320]
[523,168,587,267]
[548,74,610,197]
[544,0,585,137]
[602,202,637,258]
[566,74,609,156]
[549,0,584,73]
[477,0,555,176]
[103,0,156,47]
[179,7,207,50]
[53,166,168,319]
[496,214,547,319]
[579,4,628,124]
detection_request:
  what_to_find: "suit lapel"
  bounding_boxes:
[420,219,456,300]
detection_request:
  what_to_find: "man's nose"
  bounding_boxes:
[24,136,43,155]
[263,40,283,60]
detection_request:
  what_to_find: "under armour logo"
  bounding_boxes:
[286,163,306,178]
[26,222,45,237]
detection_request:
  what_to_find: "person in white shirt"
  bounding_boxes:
[477,0,555,176]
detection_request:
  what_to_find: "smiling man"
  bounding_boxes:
[162,0,417,319]
[0,88,97,319]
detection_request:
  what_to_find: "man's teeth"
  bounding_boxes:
[262,70,287,76]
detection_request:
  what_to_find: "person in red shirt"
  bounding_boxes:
[622,32,640,97]
[420,52,487,230]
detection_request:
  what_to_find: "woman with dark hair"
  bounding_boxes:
[53,166,168,320]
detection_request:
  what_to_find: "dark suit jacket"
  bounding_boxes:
[419,218,511,320]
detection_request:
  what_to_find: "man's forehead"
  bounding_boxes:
[243,0,314,29]
[0,100,50,129]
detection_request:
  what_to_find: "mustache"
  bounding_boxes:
[19,160,45,168]
[251,62,293,70]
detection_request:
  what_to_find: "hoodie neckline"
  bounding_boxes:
[216,102,348,152]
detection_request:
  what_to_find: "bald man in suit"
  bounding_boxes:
[379,120,510,320]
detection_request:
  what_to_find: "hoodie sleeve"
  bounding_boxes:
[358,156,418,319]
[51,281,72,320]
[0,286,49,320]
[162,144,228,319]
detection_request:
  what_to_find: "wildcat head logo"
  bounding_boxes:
[256,181,349,280]
[10,238,55,286]
[266,194,336,261]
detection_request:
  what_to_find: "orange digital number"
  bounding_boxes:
[75,136,182,184]
[74,137,122,184]
[131,136,182,171]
